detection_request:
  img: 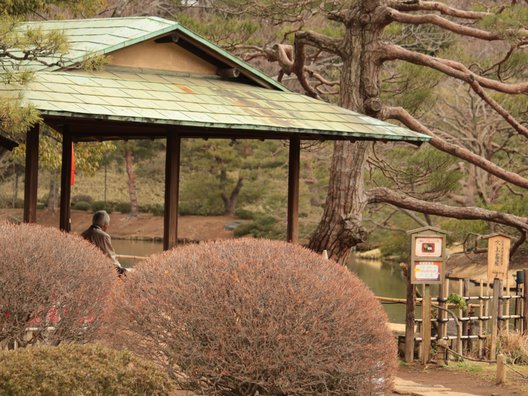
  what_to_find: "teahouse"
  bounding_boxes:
[0,17,429,249]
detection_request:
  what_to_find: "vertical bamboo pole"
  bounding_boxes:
[463,279,471,354]
[479,279,484,359]
[522,270,528,334]
[505,277,510,334]
[457,279,463,356]
[421,284,431,365]
[405,265,416,363]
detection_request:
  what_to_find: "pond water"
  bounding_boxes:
[113,239,408,323]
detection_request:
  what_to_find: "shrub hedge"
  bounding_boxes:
[0,222,117,347]
[0,344,172,395]
[105,239,397,395]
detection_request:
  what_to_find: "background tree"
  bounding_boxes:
[164,0,528,263]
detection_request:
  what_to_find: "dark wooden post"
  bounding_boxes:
[523,270,528,334]
[23,124,40,223]
[404,265,416,363]
[287,136,300,243]
[59,130,72,232]
[163,133,181,250]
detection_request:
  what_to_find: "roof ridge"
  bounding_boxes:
[21,16,177,25]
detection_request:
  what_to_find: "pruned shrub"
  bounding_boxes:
[0,222,117,348]
[104,239,397,395]
[0,344,172,395]
[115,201,132,214]
[92,200,114,213]
[73,200,92,211]
[71,194,94,205]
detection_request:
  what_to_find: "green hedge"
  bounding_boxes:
[0,344,172,396]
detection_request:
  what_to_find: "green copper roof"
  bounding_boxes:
[2,69,429,142]
[14,16,286,91]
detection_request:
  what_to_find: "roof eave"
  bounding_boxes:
[39,110,431,143]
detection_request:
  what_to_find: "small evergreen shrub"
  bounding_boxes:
[140,203,164,216]
[0,344,172,395]
[71,194,94,204]
[73,200,92,211]
[0,222,117,347]
[115,202,132,214]
[233,215,277,237]
[105,239,397,395]
[91,200,114,213]
[234,208,255,220]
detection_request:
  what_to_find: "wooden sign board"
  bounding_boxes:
[487,235,511,281]
[409,227,446,285]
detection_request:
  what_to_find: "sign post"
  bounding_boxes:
[485,233,511,359]
[409,227,447,365]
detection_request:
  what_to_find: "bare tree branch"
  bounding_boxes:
[387,7,504,41]
[381,106,528,189]
[367,187,528,230]
[387,1,491,19]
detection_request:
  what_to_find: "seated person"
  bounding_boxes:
[81,210,126,274]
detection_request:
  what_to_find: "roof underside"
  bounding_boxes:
[3,69,429,142]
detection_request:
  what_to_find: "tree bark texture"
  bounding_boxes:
[221,176,243,215]
[308,1,386,263]
[124,144,139,216]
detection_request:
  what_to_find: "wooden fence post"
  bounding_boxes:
[496,354,506,384]
[422,284,432,365]
[489,278,502,359]
[405,265,415,363]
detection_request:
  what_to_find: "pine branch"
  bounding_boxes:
[367,187,528,230]
[387,1,491,19]
[382,44,528,94]
[387,7,503,40]
[381,106,528,190]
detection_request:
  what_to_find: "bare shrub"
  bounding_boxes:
[104,239,397,395]
[498,331,528,365]
[0,343,172,395]
[0,222,117,348]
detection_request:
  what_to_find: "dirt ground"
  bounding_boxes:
[0,208,236,241]
[395,362,528,395]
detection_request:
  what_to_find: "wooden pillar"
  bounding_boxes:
[287,136,300,243]
[163,133,181,250]
[23,124,39,223]
[59,131,72,232]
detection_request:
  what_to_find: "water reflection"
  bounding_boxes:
[347,256,407,324]
[112,240,408,323]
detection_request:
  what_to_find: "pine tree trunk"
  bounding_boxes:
[308,1,385,263]
[221,176,243,215]
[124,145,139,216]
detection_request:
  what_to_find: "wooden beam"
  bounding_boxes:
[287,136,300,243]
[23,124,39,223]
[59,131,72,232]
[163,133,181,250]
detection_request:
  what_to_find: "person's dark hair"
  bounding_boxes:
[92,210,110,227]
